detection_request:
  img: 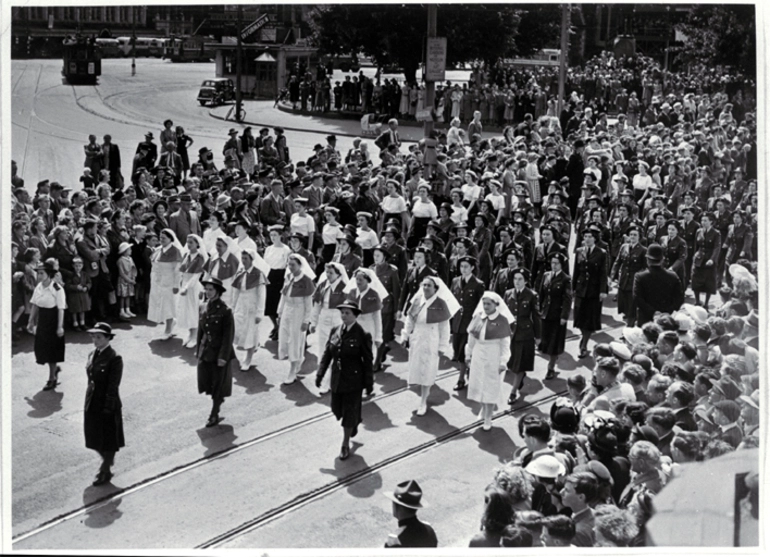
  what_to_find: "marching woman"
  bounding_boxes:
[691,212,721,308]
[356,212,379,267]
[371,245,401,371]
[504,268,541,404]
[148,229,182,341]
[466,292,513,430]
[406,183,438,250]
[202,211,228,255]
[345,268,387,361]
[722,210,753,285]
[310,262,350,394]
[335,232,363,278]
[278,253,315,384]
[264,225,292,341]
[176,234,207,348]
[537,252,572,380]
[401,275,460,416]
[450,255,485,391]
[315,301,374,461]
[661,219,688,287]
[196,277,236,427]
[84,322,124,486]
[231,248,270,371]
[572,228,608,359]
[28,258,66,391]
[204,235,240,309]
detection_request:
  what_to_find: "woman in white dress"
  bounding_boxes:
[264,225,292,341]
[309,262,349,394]
[234,220,257,256]
[399,82,410,116]
[344,268,385,358]
[466,291,514,430]
[204,235,240,308]
[232,248,270,371]
[278,253,315,384]
[355,212,379,267]
[148,229,182,340]
[177,233,207,348]
[401,276,460,416]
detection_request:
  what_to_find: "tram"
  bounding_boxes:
[62,35,101,85]
[166,35,213,62]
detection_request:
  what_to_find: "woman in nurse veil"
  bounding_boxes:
[344,268,387,361]
[310,262,350,395]
[401,276,460,416]
[231,248,270,371]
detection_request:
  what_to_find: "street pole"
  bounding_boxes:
[131,6,136,76]
[423,4,437,180]
[236,5,243,122]
[557,4,570,116]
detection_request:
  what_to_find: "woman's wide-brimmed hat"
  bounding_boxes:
[87,322,115,339]
[336,301,361,316]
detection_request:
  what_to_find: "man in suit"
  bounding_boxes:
[666,381,697,432]
[397,247,435,316]
[196,277,236,428]
[315,301,374,460]
[168,193,202,245]
[383,480,438,548]
[450,256,485,391]
[76,219,112,321]
[135,132,157,170]
[375,118,401,152]
[158,141,184,184]
[260,179,286,227]
[102,135,123,189]
[611,224,647,326]
[633,243,684,326]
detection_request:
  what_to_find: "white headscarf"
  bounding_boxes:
[158,228,183,254]
[344,267,388,301]
[318,261,349,286]
[212,234,237,261]
[185,233,208,258]
[240,247,271,278]
[408,275,460,317]
[472,291,515,324]
[285,253,316,281]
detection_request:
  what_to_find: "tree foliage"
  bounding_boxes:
[673,5,756,77]
[307,4,560,83]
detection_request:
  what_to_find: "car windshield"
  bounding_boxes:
[201,81,218,87]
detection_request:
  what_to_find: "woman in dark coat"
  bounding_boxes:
[316,301,374,461]
[504,267,541,404]
[537,252,572,379]
[661,219,688,287]
[45,225,79,279]
[371,245,401,371]
[196,277,236,427]
[84,322,124,486]
[572,229,609,359]
[691,212,721,308]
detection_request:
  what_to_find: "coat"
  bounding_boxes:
[531,241,566,289]
[661,235,687,284]
[449,275,485,334]
[168,209,202,245]
[384,516,438,548]
[196,298,235,398]
[84,345,125,452]
[573,246,608,299]
[538,270,572,322]
[633,266,683,325]
[316,321,374,393]
[505,287,541,340]
[611,243,647,292]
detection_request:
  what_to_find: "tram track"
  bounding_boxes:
[12,322,622,546]
[18,65,43,179]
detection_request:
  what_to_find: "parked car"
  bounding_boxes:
[197,78,235,106]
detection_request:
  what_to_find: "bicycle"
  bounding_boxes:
[225,104,247,122]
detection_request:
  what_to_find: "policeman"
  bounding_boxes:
[383,480,438,548]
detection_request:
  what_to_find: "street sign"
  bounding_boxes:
[425,37,446,82]
[241,14,269,41]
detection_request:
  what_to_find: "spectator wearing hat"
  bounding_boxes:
[84,322,125,486]
[222,128,242,169]
[632,243,683,326]
[691,212,721,307]
[316,300,374,460]
[450,255,485,390]
[738,390,760,438]
[148,229,183,340]
[168,193,202,245]
[27,258,66,391]
[76,218,112,320]
[383,480,437,548]
[115,241,137,321]
[504,267,541,404]
[611,225,647,326]
[573,227,609,359]
[711,400,743,449]
[538,252,572,379]
[63,256,91,331]
[196,277,236,427]
[524,454,565,516]
[135,132,157,170]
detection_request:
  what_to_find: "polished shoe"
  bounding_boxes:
[545,369,557,380]
[339,445,350,460]
[508,392,518,405]
[205,415,223,428]
[578,349,589,359]
[453,379,467,391]
[317,388,330,396]
[43,380,58,391]
[92,470,113,486]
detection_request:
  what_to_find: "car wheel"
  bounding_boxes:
[199,100,207,106]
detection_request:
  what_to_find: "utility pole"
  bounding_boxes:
[557,4,570,116]
[235,5,243,122]
[131,6,136,76]
[422,4,437,180]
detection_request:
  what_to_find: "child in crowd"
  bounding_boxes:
[79,167,95,190]
[64,256,91,330]
[116,242,138,320]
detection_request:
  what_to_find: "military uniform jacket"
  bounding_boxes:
[382,242,409,282]
[662,235,687,273]
[724,223,753,263]
[372,262,401,314]
[538,270,572,322]
[692,227,721,268]
[531,241,566,289]
[196,298,235,364]
[85,345,123,414]
[384,516,438,548]
[646,224,667,246]
[398,265,436,313]
[336,251,362,278]
[316,321,374,393]
[611,243,647,292]
[681,219,700,255]
[490,267,518,298]
[504,287,541,340]
[450,274,485,334]
[513,233,534,270]
[633,266,684,325]
[573,246,609,299]
[610,217,634,257]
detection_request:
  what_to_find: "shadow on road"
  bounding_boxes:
[82,485,124,529]
[24,390,64,418]
[232,367,274,396]
[147,336,198,366]
[362,401,396,432]
[373,370,408,394]
[471,427,516,463]
[196,423,238,457]
[279,377,320,407]
[319,447,383,498]
[406,402,461,437]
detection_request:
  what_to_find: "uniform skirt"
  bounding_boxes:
[331,389,363,428]
[691,265,717,294]
[84,407,125,453]
[617,288,634,317]
[508,338,535,373]
[35,307,65,365]
[538,319,567,355]
[265,268,285,318]
[573,296,603,332]
[407,217,430,250]
[197,359,233,400]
